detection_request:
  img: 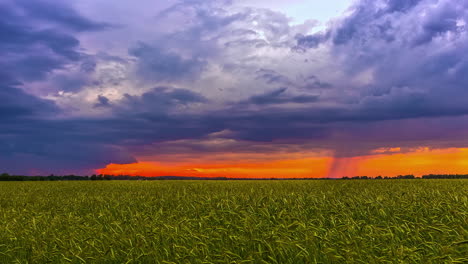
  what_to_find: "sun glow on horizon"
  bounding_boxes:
[97,147,468,178]
[97,157,332,178]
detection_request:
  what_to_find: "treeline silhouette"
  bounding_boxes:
[339,174,468,179]
[0,173,236,181]
[421,174,468,179]
[0,173,467,181]
[342,175,417,180]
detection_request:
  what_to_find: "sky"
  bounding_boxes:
[2,0,468,177]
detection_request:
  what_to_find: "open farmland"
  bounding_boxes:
[0,180,467,263]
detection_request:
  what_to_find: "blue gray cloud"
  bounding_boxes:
[1,0,468,174]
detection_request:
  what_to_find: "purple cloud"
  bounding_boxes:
[1,0,468,174]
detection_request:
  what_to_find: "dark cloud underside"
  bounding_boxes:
[1,0,468,174]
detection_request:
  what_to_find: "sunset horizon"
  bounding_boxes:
[1,1,467,262]
[96,147,468,178]
[2,0,468,178]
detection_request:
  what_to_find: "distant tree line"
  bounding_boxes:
[342,174,468,179]
[0,173,228,181]
[0,173,467,181]
[342,175,417,180]
[0,173,111,181]
[421,174,468,179]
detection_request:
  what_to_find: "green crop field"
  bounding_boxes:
[0,180,467,263]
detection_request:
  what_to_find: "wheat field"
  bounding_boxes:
[0,180,467,263]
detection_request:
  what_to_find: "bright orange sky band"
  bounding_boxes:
[97,147,468,178]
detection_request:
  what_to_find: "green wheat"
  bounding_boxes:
[0,180,466,263]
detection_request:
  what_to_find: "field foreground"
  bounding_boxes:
[0,180,467,263]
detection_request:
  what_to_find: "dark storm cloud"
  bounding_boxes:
[239,87,319,105]
[0,69,57,121]
[295,32,330,50]
[255,70,332,91]
[52,74,90,93]
[152,1,248,59]
[0,0,227,174]
[3,0,468,175]
[94,95,111,108]
[118,87,208,114]
[0,85,215,174]
[0,85,57,119]
[385,0,423,13]
[0,96,137,175]
[0,22,81,81]
[255,69,292,86]
[295,0,427,49]
[77,0,468,160]
[0,0,120,174]
[0,0,104,84]
[14,0,110,32]
[296,0,468,116]
[0,112,212,175]
[129,42,207,82]
[0,0,110,83]
[0,131,136,176]
[303,75,333,90]
[0,115,135,175]
[285,0,468,156]
[0,15,76,58]
[412,1,462,46]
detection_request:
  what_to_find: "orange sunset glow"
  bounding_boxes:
[4,0,468,182]
[97,147,468,178]
[98,157,332,178]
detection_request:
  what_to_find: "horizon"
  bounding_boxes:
[2,172,467,180]
[2,0,468,178]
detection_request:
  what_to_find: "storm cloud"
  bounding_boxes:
[1,0,468,174]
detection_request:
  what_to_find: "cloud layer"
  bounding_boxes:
[1,0,468,175]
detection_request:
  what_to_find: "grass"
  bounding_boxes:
[0,180,467,263]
